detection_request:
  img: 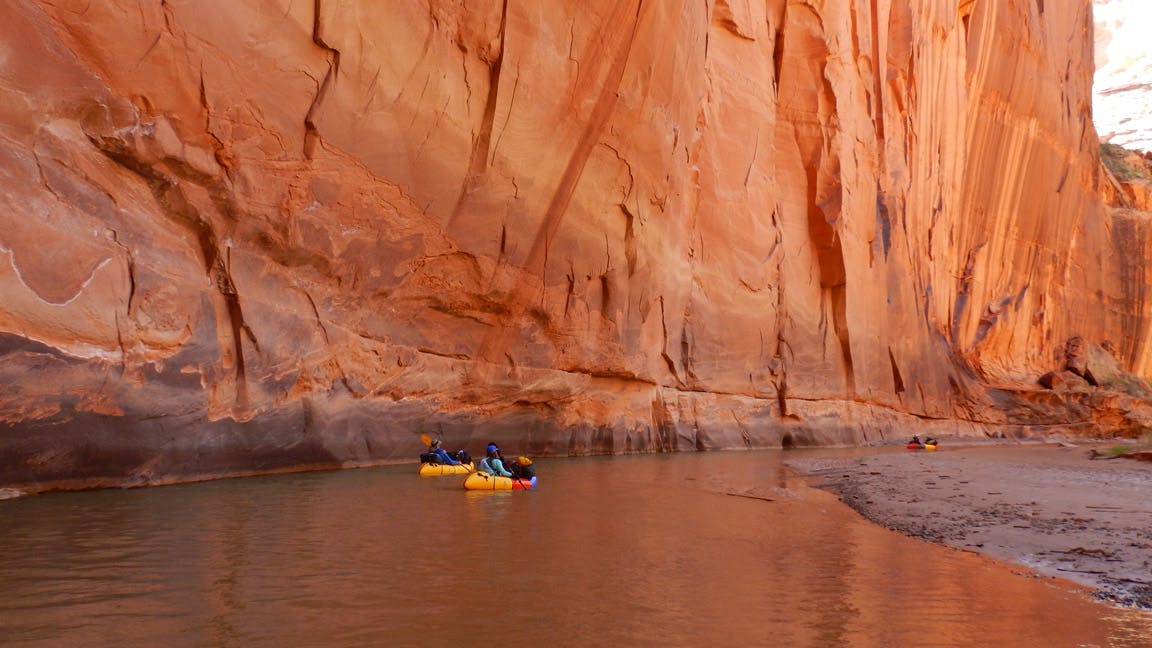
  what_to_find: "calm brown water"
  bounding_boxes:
[2,450,1150,647]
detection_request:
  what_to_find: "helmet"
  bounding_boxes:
[486,444,499,455]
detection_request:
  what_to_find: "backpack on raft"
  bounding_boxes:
[419,451,439,464]
[509,456,535,479]
[454,450,471,464]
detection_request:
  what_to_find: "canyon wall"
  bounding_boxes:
[2,0,1150,492]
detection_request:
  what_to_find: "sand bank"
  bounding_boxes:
[788,443,1152,608]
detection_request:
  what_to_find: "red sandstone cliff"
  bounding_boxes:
[1,0,1149,492]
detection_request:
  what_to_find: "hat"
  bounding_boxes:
[431,438,442,448]
[486,444,499,455]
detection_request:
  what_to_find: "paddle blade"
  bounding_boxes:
[420,433,433,446]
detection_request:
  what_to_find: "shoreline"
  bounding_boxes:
[787,441,1152,609]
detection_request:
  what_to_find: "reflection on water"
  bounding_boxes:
[1,450,1150,646]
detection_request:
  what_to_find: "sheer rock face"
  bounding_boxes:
[1,0,1149,491]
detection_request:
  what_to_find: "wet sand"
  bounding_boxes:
[788,442,1152,609]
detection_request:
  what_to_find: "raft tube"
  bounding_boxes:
[463,471,536,491]
[419,462,475,476]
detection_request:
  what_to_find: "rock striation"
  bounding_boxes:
[2,0,1151,492]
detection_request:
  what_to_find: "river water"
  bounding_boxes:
[2,450,1150,647]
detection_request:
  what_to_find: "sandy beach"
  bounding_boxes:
[788,442,1152,609]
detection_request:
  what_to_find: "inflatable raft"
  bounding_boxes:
[906,443,939,451]
[463,471,537,491]
[419,462,475,476]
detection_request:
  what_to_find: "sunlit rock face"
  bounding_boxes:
[1094,0,1152,152]
[2,0,1150,491]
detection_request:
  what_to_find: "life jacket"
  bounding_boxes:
[481,456,506,475]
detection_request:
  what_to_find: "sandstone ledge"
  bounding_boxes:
[4,376,1152,494]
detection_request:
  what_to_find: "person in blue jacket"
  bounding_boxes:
[479,443,513,477]
[427,439,460,465]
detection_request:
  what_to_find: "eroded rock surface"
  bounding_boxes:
[2,0,1151,491]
